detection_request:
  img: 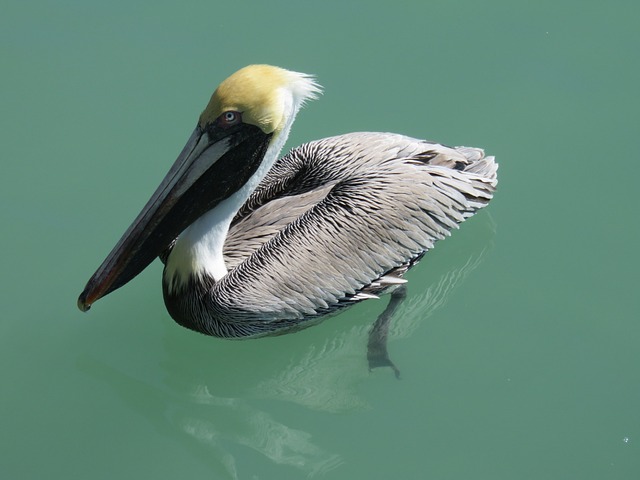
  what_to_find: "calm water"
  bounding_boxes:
[2,0,639,478]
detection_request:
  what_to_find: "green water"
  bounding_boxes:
[2,0,639,478]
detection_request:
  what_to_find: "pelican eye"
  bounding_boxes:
[218,111,242,128]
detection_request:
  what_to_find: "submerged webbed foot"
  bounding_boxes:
[367,285,407,379]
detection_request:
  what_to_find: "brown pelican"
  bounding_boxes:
[77,64,498,338]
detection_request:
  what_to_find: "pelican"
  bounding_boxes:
[78,64,498,338]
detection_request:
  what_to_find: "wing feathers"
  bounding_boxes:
[217,132,497,321]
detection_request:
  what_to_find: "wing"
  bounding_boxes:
[216,132,498,322]
[224,183,337,270]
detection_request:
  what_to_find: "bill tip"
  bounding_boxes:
[77,293,92,312]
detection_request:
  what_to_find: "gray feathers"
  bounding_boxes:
[166,132,498,337]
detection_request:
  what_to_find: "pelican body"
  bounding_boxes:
[78,65,498,338]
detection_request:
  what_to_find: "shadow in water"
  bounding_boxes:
[78,214,496,478]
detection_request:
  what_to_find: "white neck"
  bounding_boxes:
[164,102,297,293]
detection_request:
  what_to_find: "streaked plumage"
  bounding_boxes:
[163,132,497,337]
[78,65,498,338]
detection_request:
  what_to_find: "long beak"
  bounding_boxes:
[78,123,271,312]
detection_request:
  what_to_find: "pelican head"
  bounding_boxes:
[78,65,321,312]
[200,64,320,135]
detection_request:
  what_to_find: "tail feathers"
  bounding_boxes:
[467,156,498,185]
[455,146,485,162]
[455,146,499,187]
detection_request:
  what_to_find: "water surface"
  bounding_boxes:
[2,0,639,478]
